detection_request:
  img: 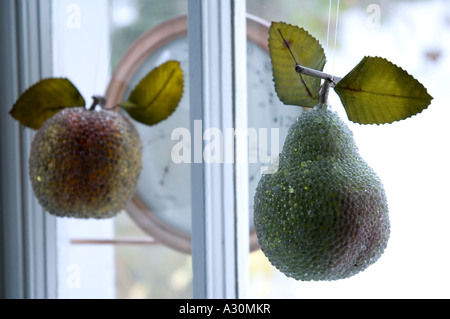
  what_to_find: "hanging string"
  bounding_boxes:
[107,0,116,73]
[325,0,333,55]
[322,0,341,106]
[332,0,340,75]
[325,0,341,75]
[90,1,115,105]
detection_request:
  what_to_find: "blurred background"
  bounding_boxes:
[57,0,450,298]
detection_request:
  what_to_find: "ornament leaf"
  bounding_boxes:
[269,21,326,108]
[9,78,85,130]
[334,56,433,125]
[120,60,184,126]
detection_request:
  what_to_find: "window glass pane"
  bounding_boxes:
[53,0,191,299]
[52,0,115,299]
[111,0,187,69]
[248,0,450,298]
[114,213,192,298]
[110,0,191,299]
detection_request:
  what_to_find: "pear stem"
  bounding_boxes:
[294,64,342,105]
[319,80,332,104]
[294,64,342,86]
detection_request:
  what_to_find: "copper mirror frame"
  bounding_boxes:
[105,14,270,254]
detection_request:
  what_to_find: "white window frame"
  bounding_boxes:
[0,0,57,299]
[188,0,250,299]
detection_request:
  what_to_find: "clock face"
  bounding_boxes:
[110,15,304,252]
[121,36,192,234]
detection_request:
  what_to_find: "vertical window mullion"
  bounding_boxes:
[0,0,56,299]
[231,0,249,299]
[188,0,249,299]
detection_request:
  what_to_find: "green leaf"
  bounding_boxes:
[269,21,326,108]
[9,78,85,130]
[120,60,184,126]
[334,56,433,125]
